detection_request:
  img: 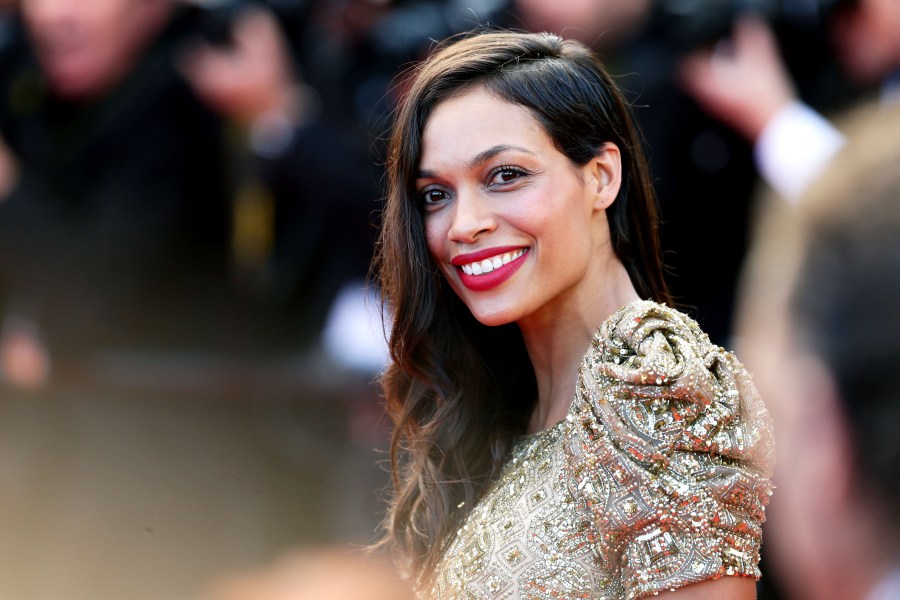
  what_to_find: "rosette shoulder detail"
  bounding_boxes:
[566,300,775,598]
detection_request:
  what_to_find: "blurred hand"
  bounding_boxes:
[679,17,796,141]
[179,7,304,126]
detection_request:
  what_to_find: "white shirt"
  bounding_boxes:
[754,100,846,202]
[756,76,900,202]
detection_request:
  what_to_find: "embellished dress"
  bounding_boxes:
[424,300,775,599]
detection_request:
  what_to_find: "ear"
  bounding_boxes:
[585,142,622,211]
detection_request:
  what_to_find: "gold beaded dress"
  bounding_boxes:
[424,301,775,600]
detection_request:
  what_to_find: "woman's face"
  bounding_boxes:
[417,86,619,328]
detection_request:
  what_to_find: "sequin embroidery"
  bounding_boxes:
[422,301,775,599]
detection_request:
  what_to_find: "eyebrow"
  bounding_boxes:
[416,144,534,179]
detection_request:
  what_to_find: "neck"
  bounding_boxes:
[519,257,639,434]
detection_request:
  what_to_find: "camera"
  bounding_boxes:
[180,0,311,48]
[651,0,857,55]
[653,0,776,54]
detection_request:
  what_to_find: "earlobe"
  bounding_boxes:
[590,143,622,211]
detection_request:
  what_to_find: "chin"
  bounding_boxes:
[464,300,521,328]
[448,278,526,327]
[472,314,515,328]
[45,66,104,99]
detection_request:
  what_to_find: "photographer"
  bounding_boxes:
[0,0,233,387]
[179,1,393,370]
[594,0,863,346]
[681,0,900,201]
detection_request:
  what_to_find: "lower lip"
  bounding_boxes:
[457,251,529,292]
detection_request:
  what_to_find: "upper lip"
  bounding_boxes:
[450,246,527,266]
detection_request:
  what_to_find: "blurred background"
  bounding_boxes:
[0,0,895,598]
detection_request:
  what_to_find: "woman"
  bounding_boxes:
[375,31,774,599]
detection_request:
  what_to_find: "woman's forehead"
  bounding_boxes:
[419,88,550,171]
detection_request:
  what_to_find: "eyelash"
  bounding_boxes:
[417,166,531,209]
[488,165,529,186]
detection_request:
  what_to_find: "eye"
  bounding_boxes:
[419,186,452,209]
[488,166,528,187]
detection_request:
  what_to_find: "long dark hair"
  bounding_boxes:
[374,30,670,580]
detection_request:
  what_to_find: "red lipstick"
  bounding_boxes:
[452,247,529,292]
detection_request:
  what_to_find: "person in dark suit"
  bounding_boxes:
[0,0,232,387]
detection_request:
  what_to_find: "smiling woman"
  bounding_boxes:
[417,87,626,328]
[374,31,774,599]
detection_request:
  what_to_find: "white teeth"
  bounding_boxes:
[458,249,527,276]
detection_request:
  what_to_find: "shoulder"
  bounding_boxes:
[576,299,773,472]
[566,299,775,595]
[588,299,711,370]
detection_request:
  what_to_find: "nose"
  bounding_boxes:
[447,190,497,244]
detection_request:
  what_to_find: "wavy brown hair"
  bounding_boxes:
[374,30,670,581]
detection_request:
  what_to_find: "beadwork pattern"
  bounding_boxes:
[423,300,775,599]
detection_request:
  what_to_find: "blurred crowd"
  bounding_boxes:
[0,0,885,384]
[0,0,899,599]
[0,0,390,390]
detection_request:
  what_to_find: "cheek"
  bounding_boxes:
[423,213,459,284]
[423,215,446,262]
[518,197,593,251]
